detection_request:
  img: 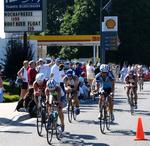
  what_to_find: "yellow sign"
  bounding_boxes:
[28,35,100,42]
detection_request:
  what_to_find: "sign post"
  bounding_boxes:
[100,16,118,63]
[4,0,46,49]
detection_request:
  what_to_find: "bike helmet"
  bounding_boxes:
[47,79,57,90]
[66,69,73,77]
[100,64,108,73]
[35,73,45,82]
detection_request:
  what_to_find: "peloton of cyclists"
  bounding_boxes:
[95,64,115,122]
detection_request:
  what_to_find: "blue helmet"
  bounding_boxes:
[100,64,108,73]
[66,69,73,77]
[47,79,57,90]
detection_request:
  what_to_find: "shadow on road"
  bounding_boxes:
[109,129,134,136]
[0,114,35,128]
[78,119,99,125]
[0,130,32,135]
[61,132,110,146]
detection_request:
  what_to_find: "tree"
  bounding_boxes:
[2,39,33,79]
[109,0,150,65]
[46,0,67,35]
[59,0,100,58]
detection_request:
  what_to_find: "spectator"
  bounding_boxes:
[16,60,29,111]
[0,73,4,103]
[28,60,37,88]
[51,58,61,84]
[86,60,95,86]
[17,60,29,98]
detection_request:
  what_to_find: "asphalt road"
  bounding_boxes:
[0,82,150,146]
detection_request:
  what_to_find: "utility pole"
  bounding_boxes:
[100,0,112,64]
[100,0,105,64]
[23,32,27,50]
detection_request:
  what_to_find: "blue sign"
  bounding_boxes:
[102,31,118,50]
[4,0,42,11]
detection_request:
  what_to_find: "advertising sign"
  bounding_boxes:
[103,16,118,32]
[101,16,118,50]
[4,0,45,32]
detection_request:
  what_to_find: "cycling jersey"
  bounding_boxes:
[95,73,114,90]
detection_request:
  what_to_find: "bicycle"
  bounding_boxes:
[36,96,47,136]
[67,91,77,123]
[127,84,136,115]
[99,91,112,134]
[46,94,62,145]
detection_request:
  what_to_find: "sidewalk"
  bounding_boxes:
[0,102,30,127]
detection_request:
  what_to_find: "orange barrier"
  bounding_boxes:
[134,117,147,140]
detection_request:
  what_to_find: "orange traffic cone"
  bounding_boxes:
[134,117,147,140]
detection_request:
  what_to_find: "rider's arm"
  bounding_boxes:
[33,81,40,96]
[73,77,79,91]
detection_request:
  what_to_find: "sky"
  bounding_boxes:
[0,0,5,38]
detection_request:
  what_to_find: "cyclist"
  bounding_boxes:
[63,69,80,115]
[45,79,65,132]
[136,65,144,90]
[33,73,47,109]
[124,69,138,109]
[96,64,115,121]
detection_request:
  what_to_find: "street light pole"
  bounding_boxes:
[100,0,105,64]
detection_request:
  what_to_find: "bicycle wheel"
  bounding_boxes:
[46,121,53,145]
[56,124,63,140]
[36,107,43,136]
[106,107,111,130]
[99,105,106,134]
[72,106,77,120]
[68,99,73,123]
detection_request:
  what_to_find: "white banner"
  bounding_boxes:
[4,11,42,32]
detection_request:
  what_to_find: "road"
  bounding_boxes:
[0,82,150,146]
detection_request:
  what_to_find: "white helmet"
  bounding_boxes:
[100,64,108,73]
[35,73,45,82]
[47,79,57,90]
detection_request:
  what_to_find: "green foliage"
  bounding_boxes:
[2,39,33,79]
[46,0,67,35]
[109,0,150,65]
[3,81,20,102]
[59,46,78,60]
[46,0,150,65]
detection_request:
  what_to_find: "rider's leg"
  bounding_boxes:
[58,107,65,131]
[126,87,130,101]
[134,87,138,107]
[73,92,80,107]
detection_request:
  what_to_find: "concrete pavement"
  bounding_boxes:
[0,102,30,127]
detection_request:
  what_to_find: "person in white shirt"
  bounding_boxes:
[17,60,29,99]
[86,60,95,86]
[50,58,61,84]
[36,58,54,79]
